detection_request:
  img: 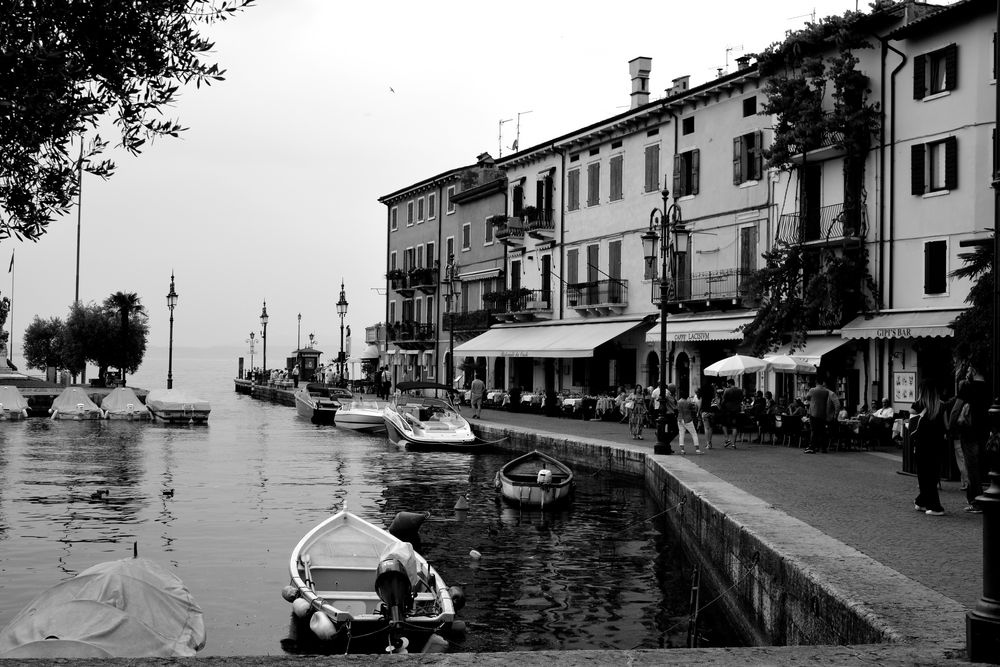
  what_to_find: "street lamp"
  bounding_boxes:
[297,312,302,376]
[642,186,688,454]
[166,273,178,389]
[260,301,269,373]
[248,331,256,379]
[445,255,461,391]
[337,280,349,384]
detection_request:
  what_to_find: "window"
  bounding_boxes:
[587,162,600,206]
[644,144,660,192]
[924,240,947,295]
[914,44,957,98]
[739,225,758,277]
[742,96,757,117]
[426,241,434,268]
[682,117,694,135]
[566,248,579,285]
[404,247,415,270]
[425,296,434,325]
[462,223,471,250]
[911,137,957,194]
[568,169,580,211]
[417,197,425,222]
[390,251,397,271]
[416,244,424,268]
[415,298,423,324]
[512,183,524,217]
[390,206,398,231]
[536,175,553,222]
[733,131,763,184]
[586,244,599,283]
[406,201,414,226]
[389,300,396,324]
[610,154,623,201]
[446,186,456,214]
[510,260,521,291]
[484,217,494,244]
[673,149,700,197]
[428,192,436,219]
[446,236,455,261]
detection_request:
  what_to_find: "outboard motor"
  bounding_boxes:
[374,557,412,626]
[537,469,553,485]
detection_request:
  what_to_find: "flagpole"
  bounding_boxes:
[8,250,13,362]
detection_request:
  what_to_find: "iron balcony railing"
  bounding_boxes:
[652,269,749,304]
[483,289,552,315]
[443,309,493,331]
[776,202,868,245]
[567,279,629,308]
[387,321,435,342]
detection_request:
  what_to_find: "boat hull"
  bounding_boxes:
[334,400,386,433]
[293,390,338,425]
[496,450,574,508]
[148,408,210,425]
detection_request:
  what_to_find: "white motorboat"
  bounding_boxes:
[335,397,386,433]
[382,381,478,451]
[0,385,30,420]
[293,387,339,424]
[100,387,151,420]
[145,389,210,425]
[49,388,103,420]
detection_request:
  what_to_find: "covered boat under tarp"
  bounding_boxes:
[0,385,29,420]
[145,389,210,424]
[49,387,103,420]
[101,387,151,420]
[0,557,206,658]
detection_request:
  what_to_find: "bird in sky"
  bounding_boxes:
[389,86,395,93]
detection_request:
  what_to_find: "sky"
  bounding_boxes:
[4,0,921,370]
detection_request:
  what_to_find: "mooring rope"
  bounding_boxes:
[618,495,687,531]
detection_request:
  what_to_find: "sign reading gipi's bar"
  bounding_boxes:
[874,328,912,338]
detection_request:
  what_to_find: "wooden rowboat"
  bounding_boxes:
[495,450,574,509]
[284,508,462,653]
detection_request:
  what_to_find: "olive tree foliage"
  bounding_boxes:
[0,0,253,242]
[22,315,63,371]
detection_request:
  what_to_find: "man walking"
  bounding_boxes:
[805,377,833,454]
[721,379,743,448]
[470,373,486,419]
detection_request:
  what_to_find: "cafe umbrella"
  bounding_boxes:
[703,354,768,377]
[762,354,817,374]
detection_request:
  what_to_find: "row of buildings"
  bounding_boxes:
[373,0,992,412]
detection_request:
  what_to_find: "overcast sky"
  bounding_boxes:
[6,0,913,370]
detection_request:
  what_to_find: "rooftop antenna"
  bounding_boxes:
[785,8,817,35]
[511,110,532,153]
[725,44,744,72]
[497,117,513,157]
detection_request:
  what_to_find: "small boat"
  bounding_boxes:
[495,450,574,508]
[293,387,339,424]
[336,397,387,433]
[49,387,103,420]
[145,389,210,425]
[100,387,151,420]
[0,556,205,658]
[0,385,30,420]
[382,381,477,451]
[284,508,462,653]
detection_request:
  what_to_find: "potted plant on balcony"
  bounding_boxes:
[522,206,538,224]
[386,269,406,290]
[486,214,507,227]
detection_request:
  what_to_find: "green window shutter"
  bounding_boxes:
[944,136,958,190]
[645,144,659,192]
[587,163,600,206]
[673,153,682,196]
[944,43,958,91]
[610,155,623,201]
[691,149,700,196]
[753,130,764,180]
[733,136,743,185]
[913,54,926,99]
[568,170,579,210]
[911,144,925,195]
[567,248,579,285]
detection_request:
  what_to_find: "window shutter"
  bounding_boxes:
[544,176,553,221]
[535,179,544,209]
[754,130,764,180]
[645,145,659,192]
[944,136,958,190]
[913,54,926,99]
[587,163,600,206]
[610,155,623,201]
[944,43,958,91]
[691,149,700,196]
[568,170,579,211]
[911,144,926,195]
[733,136,743,185]
[672,153,682,195]
[512,184,524,217]
[993,129,997,178]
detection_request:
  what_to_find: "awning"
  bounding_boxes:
[457,267,503,281]
[770,336,848,366]
[644,311,756,343]
[455,318,649,358]
[840,309,964,340]
[347,344,379,362]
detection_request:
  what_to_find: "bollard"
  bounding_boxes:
[967,465,1000,663]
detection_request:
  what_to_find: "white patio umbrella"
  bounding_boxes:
[763,354,817,374]
[703,354,768,377]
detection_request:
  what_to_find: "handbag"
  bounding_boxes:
[624,399,635,410]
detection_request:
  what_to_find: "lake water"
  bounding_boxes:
[0,354,740,655]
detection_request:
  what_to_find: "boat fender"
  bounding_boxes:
[387,636,410,654]
[454,494,469,511]
[291,597,312,618]
[448,585,466,612]
[280,585,299,602]
[469,549,481,560]
[388,511,429,544]
[537,469,553,485]
[449,619,467,634]
[422,633,449,653]
[309,611,336,640]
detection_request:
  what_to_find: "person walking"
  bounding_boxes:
[804,377,833,454]
[677,390,702,454]
[720,379,743,448]
[954,370,989,513]
[699,386,717,449]
[911,380,947,516]
[470,373,486,419]
[628,384,647,440]
[291,363,300,388]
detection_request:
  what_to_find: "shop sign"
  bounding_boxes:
[874,327,912,338]
[501,351,530,357]
[669,332,711,341]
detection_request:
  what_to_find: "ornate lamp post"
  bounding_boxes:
[337,280,349,383]
[260,301,269,373]
[968,3,1000,660]
[641,186,688,454]
[297,312,302,375]
[445,255,461,390]
[248,331,256,379]
[166,273,178,389]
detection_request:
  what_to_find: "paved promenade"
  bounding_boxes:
[469,407,985,613]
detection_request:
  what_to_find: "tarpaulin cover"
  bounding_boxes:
[100,387,148,417]
[379,542,426,588]
[49,388,101,413]
[0,385,29,411]
[145,389,211,413]
[0,557,206,658]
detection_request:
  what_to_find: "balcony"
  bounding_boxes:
[567,279,628,315]
[387,320,436,350]
[653,269,750,310]
[408,266,438,294]
[443,309,494,338]
[484,289,553,322]
[776,203,867,247]
[524,208,555,239]
[494,217,524,246]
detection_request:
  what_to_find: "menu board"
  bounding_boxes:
[893,371,915,404]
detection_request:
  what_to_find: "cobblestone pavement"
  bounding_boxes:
[469,407,985,611]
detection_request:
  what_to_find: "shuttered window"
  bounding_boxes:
[610,155,623,201]
[587,163,600,206]
[644,144,660,192]
[732,131,763,184]
[673,149,700,197]
[914,44,958,98]
[428,192,436,219]
[912,137,957,194]
[566,248,579,285]
[512,184,524,217]
[586,244,599,282]
[924,240,947,295]
[568,169,580,211]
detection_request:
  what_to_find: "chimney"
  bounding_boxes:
[629,57,652,110]
[735,55,752,70]
[667,75,690,97]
